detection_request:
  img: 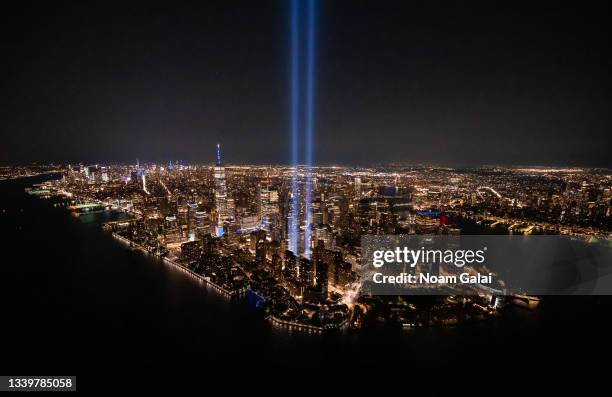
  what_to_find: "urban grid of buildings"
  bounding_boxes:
[10,148,612,332]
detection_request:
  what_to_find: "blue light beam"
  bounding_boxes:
[304,0,316,259]
[289,0,299,255]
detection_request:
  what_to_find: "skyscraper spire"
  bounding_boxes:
[213,143,229,236]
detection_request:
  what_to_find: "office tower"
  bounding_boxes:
[287,192,298,254]
[214,144,228,236]
[284,250,298,279]
[272,254,283,278]
[186,203,198,240]
[313,224,333,249]
[314,261,328,299]
[194,210,210,234]
[101,166,109,182]
[354,176,362,199]
[259,180,279,224]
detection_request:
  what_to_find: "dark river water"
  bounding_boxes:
[1,175,609,393]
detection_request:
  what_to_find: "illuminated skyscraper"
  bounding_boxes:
[101,166,109,182]
[287,192,298,254]
[259,180,279,223]
[194,210,209,231]
[214,144,228,236]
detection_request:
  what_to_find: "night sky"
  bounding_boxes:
[2,0,611,167]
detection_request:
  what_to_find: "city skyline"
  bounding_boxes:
[1,1,611,392]
[13,151,610,334]
[6,156,612,169]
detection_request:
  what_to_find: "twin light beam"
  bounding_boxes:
[289,0,316,258]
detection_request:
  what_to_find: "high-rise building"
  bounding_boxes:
[259,180,279,224]
[287,192,298,254]
[214,144,229,236]
[354,176,362,199]
[101,166,109,182]
[194,210,210,238]
[240,214,260,232]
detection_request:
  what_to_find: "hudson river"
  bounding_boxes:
[1,175,609,392]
